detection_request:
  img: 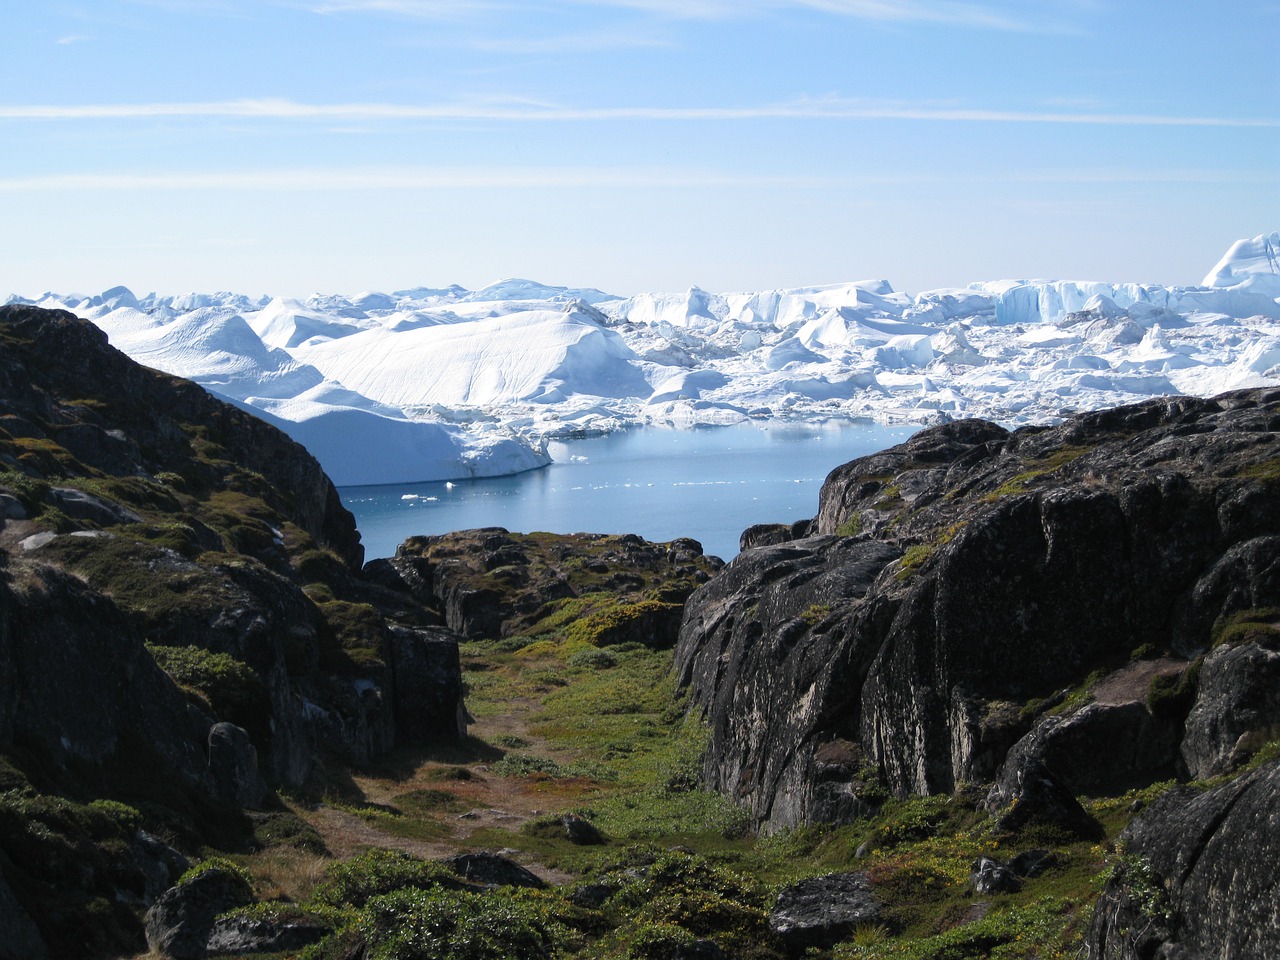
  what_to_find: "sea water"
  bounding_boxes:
[339,420,918,562]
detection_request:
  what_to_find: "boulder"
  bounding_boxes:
[1088,758,1280,959]
[206,722,269,810]
[1000,700,1180,798]
[769,872,881,949]
[0,868,47,960]
[440,852,546,889]
[205,910,331,955]
[388,625,468,742]
[562,814,607,845]
[569,882,618,908]
[969,856,1021,894]
[1181,638,1280,779]
[984,752,1101,840]
[144,865,253,960]
[132,830,192,906]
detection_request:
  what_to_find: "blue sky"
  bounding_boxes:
[2,0,1277,298]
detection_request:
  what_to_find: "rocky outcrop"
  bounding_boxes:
[0,868,47,960]
[676,390,1280,829]
[144,864,253,960]
[769,872,882,950]
[388,626,468,741]
[0,305,361,566]
[374,528,721,640]
[1180,631,1280,779]
[1087,757,1280,959]
[0,306,469,801]
[0,563,210,793]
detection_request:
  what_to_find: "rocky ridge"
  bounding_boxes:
[0,304,729,958]
[0,306,452,954]
[675,386,1280,956]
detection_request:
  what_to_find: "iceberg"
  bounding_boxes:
[26,230,1277,487]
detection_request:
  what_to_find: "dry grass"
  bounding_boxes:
[242,846,332,903]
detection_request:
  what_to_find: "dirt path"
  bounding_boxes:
[297,668,585,887]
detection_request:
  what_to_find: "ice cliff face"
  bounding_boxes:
[12,231,1280,486]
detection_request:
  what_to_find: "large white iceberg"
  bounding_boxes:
[23,231,1279,487]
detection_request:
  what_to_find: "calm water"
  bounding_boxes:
[340,421,918,561]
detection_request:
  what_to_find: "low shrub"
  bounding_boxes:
[311,849,457,909]
[355,886,562,960]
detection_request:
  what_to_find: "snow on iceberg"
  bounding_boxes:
[27,229,1280,486]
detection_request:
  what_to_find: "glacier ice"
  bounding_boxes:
[23,232,1280,486]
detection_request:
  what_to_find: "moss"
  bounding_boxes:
[896,543,937,581]
[1212,607,1280,648]
[146,643,272,747]
[1146,659,1202,720]
[559,598,684,649]
[252,810,329,855]
[33,505,78,533]
[313,598,386,675]
[835,513,863,537]
[0,470,50,512]
[800,603,832,626]
[984,445,1092,501]
[1236,458,1280,481]
[179,856,256,895]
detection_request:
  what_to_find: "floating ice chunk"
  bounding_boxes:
[646,369,730,404]
[871,335,935,369]
[766,338,824,370]
[1049,355,1111,371]
[1202,231,1280,296]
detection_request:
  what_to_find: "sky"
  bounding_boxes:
[2,0,1277,299]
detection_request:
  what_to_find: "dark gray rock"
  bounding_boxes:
[740,523,798,551]
[0,493,26,520]
[562,814,607,845]
[1001,700,1180,798]
[1181,639,1280,779]
[985,751,1101,839]
[675,535,902,829]
[205,911,331,955]
[1008,848,1055,879]
[144,865,253,960]
[49,486,142,525]
[1088,758,1280,959]
[0,868,47,960]
[569,882,618,908]
[206,722,269,810]
[0,563,210,791]
[440,852,546,889]
[132,830,192,906]
[970,856,1021,894]
[769,871,881,949]
[676,391,1280,829]
[388,625,468,742]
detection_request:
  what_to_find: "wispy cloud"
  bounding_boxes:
[1,96,1274,127]
[582,0,1032,29]
[56,34,91,45]
[0,167,832,191]
[303,0,1066,30]
[0,166,1265,193]
[306,0,499,16]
